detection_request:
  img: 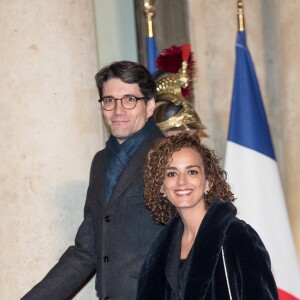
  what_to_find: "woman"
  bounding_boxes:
[136,133,278,300]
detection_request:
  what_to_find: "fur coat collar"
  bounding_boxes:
[136,200,278,300]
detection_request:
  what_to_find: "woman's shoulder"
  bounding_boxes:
[225,217,271,263]
[226,217,262,243]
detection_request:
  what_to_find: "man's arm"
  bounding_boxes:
[21,157,98,300]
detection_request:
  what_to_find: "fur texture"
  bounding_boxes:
[136,200,278,300]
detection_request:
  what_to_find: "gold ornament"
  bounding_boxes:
[154,57,206,133]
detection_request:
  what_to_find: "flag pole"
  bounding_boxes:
[144,0,155,38]
[237,0,245,32]
[143,0,158,73]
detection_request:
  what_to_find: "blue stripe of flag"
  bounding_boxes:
[228,31,275,160]
[146,37,158,73]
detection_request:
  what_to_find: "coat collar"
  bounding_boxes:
[184,200,236,299]
[165,220,183,296]
[91,126,163,213]
[106,125,163,207]
[144,200,237,300]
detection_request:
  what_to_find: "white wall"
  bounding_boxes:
[0,1,101,299]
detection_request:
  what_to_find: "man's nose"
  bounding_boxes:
[114,100,126,114]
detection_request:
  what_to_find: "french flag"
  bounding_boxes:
[225,30,300,300]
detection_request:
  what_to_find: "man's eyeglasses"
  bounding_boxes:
[98,96,148,111]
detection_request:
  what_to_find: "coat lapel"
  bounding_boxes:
[137,217,177,300]
[91,150,106,212]
[184,201,236,300]
[165,219,183,297]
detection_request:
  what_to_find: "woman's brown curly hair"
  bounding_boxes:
[144,133,235,224]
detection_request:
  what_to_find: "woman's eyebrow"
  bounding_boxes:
[165,165,201,170]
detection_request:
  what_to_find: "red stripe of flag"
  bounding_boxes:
[278,289,300,300]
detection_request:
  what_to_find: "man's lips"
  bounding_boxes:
[111,119,129,124]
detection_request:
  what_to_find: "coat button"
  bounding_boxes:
[104,297,111,300]
[104,215,111,222]
[103,256,109,263]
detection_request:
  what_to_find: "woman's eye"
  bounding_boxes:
[166,172,176,177]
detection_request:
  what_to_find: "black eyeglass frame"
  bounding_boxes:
[98,96,148,111]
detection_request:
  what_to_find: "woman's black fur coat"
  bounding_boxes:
[136,200,278,300]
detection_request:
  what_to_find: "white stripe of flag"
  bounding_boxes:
[225,31,300,300]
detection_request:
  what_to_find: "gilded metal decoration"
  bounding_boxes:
[144,0,155,37]
[155,61,205,132]
[237,0,245,32]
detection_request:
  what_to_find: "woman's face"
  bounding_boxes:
[161,147,209,212]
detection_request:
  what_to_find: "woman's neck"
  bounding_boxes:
[179,204,207,259]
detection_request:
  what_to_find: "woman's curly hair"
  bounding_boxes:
[144,133,235,224]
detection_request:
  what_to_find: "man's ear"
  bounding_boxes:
[146,98,155,118]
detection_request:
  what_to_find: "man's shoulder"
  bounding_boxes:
[94,148,105,158]
[150,125,164,140]
[142,126,164,147]
[90,149,106,166]
[134,127,164,156]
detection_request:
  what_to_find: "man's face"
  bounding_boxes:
[101,78,155,144]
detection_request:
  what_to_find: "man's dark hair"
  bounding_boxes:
[95,60,156,101]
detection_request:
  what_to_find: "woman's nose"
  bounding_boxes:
[177,173,187,185]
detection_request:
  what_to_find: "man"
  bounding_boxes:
[22,61,164,300]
